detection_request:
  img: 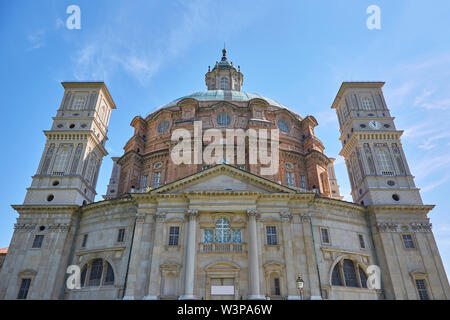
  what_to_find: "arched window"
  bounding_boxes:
[361,96,373,110]
[331,259,369,289]
[358,267,368,288]
[277,120,290,133]
[376,148,394,174]
[220,77,229,90]
[216,113,231,127]
[331,263,342,286]
[88,259,103,286]
[158,120,170,134]
[53,146,71,173]
[215,218,231,243]
[342,259,358,287]
[80,266,87,288]
[83,259,115,287]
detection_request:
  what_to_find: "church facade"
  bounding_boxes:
[0,50,449,300]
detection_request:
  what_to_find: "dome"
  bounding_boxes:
[159,90,288,109]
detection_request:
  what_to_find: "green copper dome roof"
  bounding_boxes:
[160,90,287,109]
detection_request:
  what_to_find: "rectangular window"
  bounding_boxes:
[286,171,294,188]
[117,229,125,243]
[232,229,242,243]
[300,175,306,189]
[266,226,278,245]
[168,226,180,246]
[141,175,148,188]
[203,229,213,243]
[32,235,44,249]
[358,234,366,249]
[320,228,330,244]
[415,279,429,300]
[153,171,161,188]
[402,234,415,249]
[81,234,88,248]
[17,279,31,299]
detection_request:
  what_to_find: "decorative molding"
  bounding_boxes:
[14,223,36,232]
[375,222,398,232]
[410,222,432,232]
[47,223,71,233]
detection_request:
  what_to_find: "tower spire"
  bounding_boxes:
[222,44,227,61]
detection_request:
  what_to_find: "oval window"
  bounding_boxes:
[216,113,231,127]
[277,120,290,133]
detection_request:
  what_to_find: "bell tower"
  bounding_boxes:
[24,82,116,206]
[331,82,422,206]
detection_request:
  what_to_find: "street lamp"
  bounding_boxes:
[296,276,304,300]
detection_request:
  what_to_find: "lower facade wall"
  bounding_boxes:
[1,196,449,300]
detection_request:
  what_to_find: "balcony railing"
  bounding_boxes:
[199,243,247,253]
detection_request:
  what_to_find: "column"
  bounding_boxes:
[247,209,265,299]
[280,210,299,299]
[179,209,198,300]
[144,212,166,300]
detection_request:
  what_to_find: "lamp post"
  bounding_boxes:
[296,276,304,300]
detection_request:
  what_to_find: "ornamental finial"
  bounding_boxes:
[221,44,227,61]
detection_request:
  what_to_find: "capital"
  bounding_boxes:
[280,210,292,222]
[186,209,199,220]
[154,211,166,223]
[246,209,260,219]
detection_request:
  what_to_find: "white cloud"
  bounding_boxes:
[421,174,450,193]
[26,30,45,51]
[71,0,211,85]
[413,88,434,106]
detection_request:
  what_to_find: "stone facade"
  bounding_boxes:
[0,51,449,300]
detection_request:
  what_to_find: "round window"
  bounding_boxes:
[81,123,87,128]
[216,113,231,127]
[387,180,395,186]
[360,124,367,128]
[384,124,391,128]
[277,120,290,133]
[47,194,54,202]
[57,124,63,128]
[157,120,170,133]
[392,194,400,201]
[69,124,75,129]
[52,181,60,186]
[39,226,46,231]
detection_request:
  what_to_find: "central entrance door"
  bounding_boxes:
[210,278,235,300]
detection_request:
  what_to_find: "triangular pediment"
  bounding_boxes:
[151,164,295,194]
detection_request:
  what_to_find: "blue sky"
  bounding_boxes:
[1,0,450,275]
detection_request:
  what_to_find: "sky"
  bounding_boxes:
[1,0,450,275]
